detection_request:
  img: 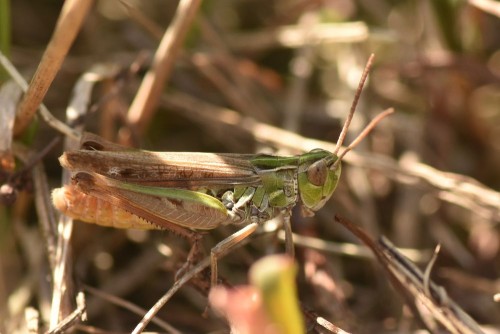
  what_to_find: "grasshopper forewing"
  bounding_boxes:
[52,54,393,286]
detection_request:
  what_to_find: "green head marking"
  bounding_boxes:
[297,149,341,213]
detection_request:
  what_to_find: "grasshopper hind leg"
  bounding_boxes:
[210,222,259,287]
[209,211,294,287]
[174,232,205,281]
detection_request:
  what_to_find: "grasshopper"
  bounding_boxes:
[52,55,392,286]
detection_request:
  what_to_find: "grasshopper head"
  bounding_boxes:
[297,149,341,215]
[295,55,393,217]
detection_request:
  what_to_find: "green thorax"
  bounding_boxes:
[247,149,341,214]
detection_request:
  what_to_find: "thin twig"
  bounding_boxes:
[190,53,270,121]
[45,293,86,334]
[119,0,164,40]
[198,15,275,121]
[126,0,201,135]
[0,52,80,140]
[131,257,211,334]
[85,285,182,334]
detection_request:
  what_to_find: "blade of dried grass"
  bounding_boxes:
[277,230,433,263]
[225,22,369,51]
[126,0,201,136]
[0,81,21,171]
[335,215,485,334]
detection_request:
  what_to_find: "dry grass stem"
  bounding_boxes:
[13,0,93,136]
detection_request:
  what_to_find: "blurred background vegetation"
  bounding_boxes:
[1,0,499,333]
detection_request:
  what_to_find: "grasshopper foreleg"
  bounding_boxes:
[221,187,256,224]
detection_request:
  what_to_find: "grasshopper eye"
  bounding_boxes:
[307,159,328,186]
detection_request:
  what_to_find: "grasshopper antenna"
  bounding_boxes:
[332,53,375,156]
[333,108,394,169]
